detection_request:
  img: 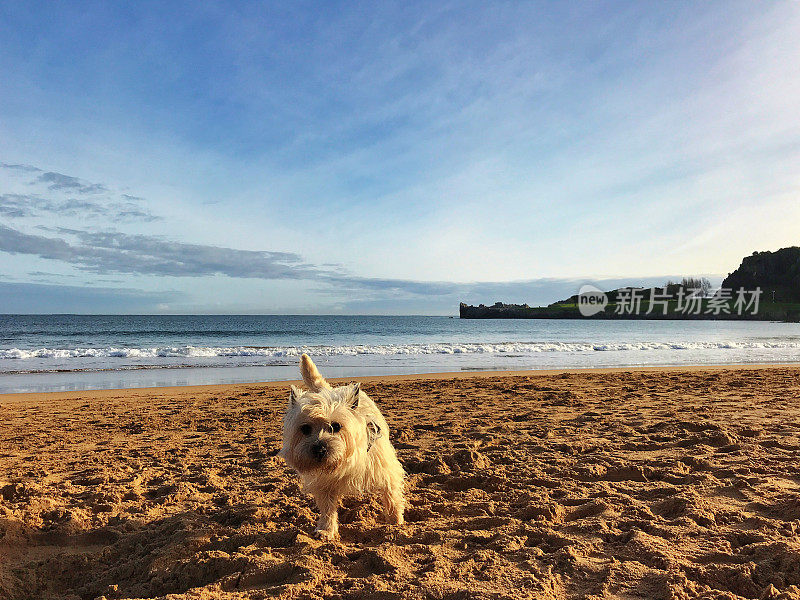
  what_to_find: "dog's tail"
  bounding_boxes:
[300,354,331,391]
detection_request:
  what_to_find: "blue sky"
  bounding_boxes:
[1,1,799,314]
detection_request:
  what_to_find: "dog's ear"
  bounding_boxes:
[366,420,382,449]
[348,382,361,409]
[289,385,301,408]
[300,354,330,391]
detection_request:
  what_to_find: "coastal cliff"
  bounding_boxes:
[461,247,800,321]
[721,247,800,303]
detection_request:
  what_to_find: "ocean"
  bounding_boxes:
[1,314,799,393]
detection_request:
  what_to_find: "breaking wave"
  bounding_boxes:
[3,340,800,361]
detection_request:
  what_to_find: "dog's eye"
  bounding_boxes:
[300,424,312,436]
[330,422,341,433]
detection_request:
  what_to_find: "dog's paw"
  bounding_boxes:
[313,528,338,541]
[382,510,404,526]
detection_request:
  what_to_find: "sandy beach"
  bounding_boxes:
[2,365,800,599]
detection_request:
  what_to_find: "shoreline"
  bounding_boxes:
[2,361,799,402]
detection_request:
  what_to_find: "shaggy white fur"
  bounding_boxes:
[279,354,405,539]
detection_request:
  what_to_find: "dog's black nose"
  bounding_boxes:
[312,441,327,460]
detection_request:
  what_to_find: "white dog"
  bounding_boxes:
[279,354,405,539]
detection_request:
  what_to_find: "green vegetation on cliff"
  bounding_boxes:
[460,247,800,321]
[722,247,800,303]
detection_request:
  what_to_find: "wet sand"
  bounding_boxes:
[2,365,800,599]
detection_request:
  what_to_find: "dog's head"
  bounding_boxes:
[279,355,369,474]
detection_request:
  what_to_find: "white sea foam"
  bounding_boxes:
[2,340,800,361]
